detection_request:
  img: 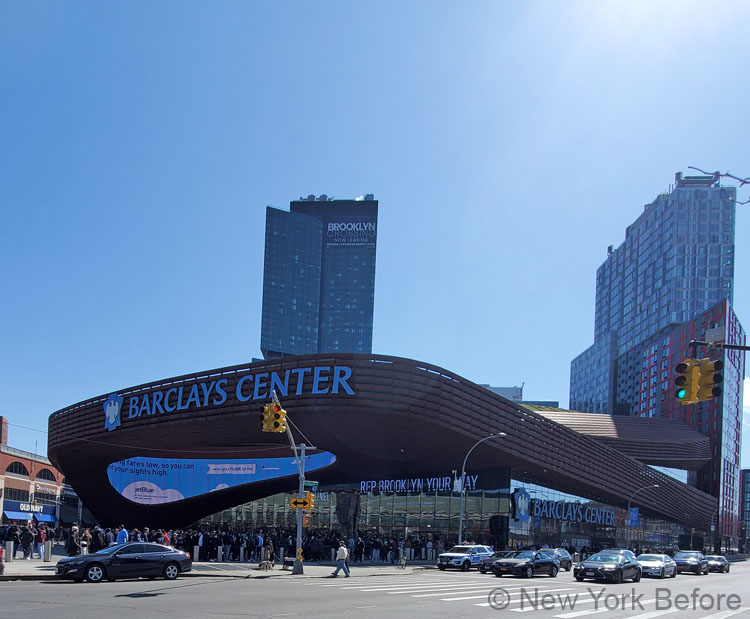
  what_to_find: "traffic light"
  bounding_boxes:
[261,403,274,432]
[697,358,723,401]
[261,402,287,432]
[304,491,315,511]
[674,359,699,404]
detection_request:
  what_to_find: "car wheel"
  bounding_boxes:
[565,562,571,571]
[438,565,446,571]
[479,566,486,574]
[550,566,558,578]
[725,566,730,573]
[85,563,106,583]
[494,572,502,578]
[163,562,181,580]
[460,561,471,572]
[614,570,623,584]
[525,566,533,578]
[670,568,676,578]
[633,569,641,582]
[575,576,584,582]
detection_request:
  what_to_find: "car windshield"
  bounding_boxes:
[94,544,126,555]
[637,555,662,561]
[705,556,723,560]
[447,546,471,554]
[493,551,514,558]
[674,552,701,559]
[588,553,621,563]
[554,549,570,556]
[513,551,536,560]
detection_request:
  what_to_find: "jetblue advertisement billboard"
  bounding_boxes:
[107,453,336,505]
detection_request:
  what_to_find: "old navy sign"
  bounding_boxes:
[105,365,354,431]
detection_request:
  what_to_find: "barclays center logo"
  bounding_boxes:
[104,394,123,431]
[513,488,531,521]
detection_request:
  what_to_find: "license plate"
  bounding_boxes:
[586,570,594,575]
[501,567,508,572]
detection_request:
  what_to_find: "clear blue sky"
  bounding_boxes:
[2,1,749,467]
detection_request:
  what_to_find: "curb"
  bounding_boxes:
[0,565,431,582]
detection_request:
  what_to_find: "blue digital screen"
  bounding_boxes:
[106,453,336,505]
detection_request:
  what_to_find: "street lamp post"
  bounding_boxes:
[457,432,506,544]
[626,483,659,551]
[711,508,719,554]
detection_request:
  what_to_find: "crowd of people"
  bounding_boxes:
[0,522,455,564]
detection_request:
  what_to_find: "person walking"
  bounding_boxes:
[20,525,35,559]
[330,541,350,578]
[66,526,82,556]
[34,524,47,559]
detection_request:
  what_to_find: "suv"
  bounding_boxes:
[437,545,494,571]
[673,550,709,575]
[546,548,573,571]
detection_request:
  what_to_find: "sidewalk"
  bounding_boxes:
[0,551,435,581]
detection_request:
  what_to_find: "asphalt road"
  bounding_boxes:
[1,564,749,618]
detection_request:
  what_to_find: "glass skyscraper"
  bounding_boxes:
[570,171,746,550]
[260,194,378,359]
[571,172,737,414]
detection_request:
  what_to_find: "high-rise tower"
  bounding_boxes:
[570,172,745,550]
[260,194,378,359]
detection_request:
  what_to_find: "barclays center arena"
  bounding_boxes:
[49,353,719,551]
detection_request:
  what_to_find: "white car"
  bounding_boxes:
[437,545,494,571]
[636,553,677,578]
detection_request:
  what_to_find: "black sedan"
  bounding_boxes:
[705,555,730,573]
[56,542,192,582]
[573,551,642,583]
[673,550,709,575]
[479,551,517,574]
[491,550,560,578]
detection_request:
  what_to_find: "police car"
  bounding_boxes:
[437,545,494,571]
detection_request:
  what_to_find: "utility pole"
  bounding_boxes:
[270,390,315,575]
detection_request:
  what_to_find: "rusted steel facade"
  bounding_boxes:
[48,354,717,529]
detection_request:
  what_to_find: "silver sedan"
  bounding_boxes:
[636,553,677,578]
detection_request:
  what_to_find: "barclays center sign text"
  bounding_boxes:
[104,365,354,431]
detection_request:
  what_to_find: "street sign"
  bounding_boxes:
[290,496,311,509]
[303,480,319,491]
[296,547,304,561]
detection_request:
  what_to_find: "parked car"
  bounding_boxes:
[436,545,494,571]
[636,553,677,578]
[479,551,517,574]
[673,550,709,575]
[705,555,730,573]
[573,551,642,583]
[545,548,573,571]
[490,549,560,578]
[56,542,191,582]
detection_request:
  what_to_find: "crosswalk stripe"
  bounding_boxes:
[444,587,576,602]
[389,583,539,597]
[698,610,750,619]
[412,586,530,598]
[349,581,489,592]
[322,578,471,588]
[622,609,681,619]
[554,598,656,618]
